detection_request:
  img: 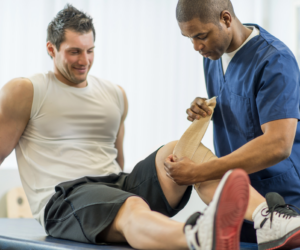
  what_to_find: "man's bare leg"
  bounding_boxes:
[155,141,190,208]
[99,141,249,249]
[169,96,265,222]
[98,141,190,249]
[97,139,258,249]
[99,196,188,250]
[196,179,265,221]
[189,143,265,222]
[153,140,265,225]
[156,140,265,222]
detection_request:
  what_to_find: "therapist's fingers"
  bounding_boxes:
[186,108,200,121]
[187,115,195,122]
[195,97,212,116]
[187,97,211,121]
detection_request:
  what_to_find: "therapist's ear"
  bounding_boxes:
[220,10,232,28]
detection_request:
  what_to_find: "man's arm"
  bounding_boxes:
[0,78,33,165]
[115,86,128,170]
[198,118,297,181]
[164,118,297,185]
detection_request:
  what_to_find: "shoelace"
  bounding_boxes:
[195,212,204,225]
[267,204,300,228]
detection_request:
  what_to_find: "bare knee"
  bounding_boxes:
[117,197,150,231]
[124,196,149,211]
[99,197,150,242]
[161,141,178,156]
[121,196,151,222]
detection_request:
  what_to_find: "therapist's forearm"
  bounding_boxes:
[196,133,290,182]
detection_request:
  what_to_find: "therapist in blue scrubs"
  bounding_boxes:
[165,0,300,243]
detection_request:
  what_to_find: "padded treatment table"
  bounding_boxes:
[0,218,284,250]
[0,219,132,250]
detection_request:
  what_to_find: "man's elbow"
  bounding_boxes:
[0,156,5,166]
[0,150,11,165]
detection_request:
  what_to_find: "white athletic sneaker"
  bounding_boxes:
[254,192,300,250]
[184,169,250,250]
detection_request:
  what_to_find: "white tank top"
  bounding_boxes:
[15,71,124,229]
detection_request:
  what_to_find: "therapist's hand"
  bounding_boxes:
[164,154,201,185]
[187,97,212,122]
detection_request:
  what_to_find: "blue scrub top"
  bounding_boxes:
[204,24,300,206]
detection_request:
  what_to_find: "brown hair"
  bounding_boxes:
[47,4,95,52]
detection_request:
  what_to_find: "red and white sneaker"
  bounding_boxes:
[184,169,250,250]
[253,192,300,250]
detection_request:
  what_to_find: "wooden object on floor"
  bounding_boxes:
[6,187,32,218]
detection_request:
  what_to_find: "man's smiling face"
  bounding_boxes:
[50,29,95,86]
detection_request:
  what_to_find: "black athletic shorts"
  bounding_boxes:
[44,148,193,244]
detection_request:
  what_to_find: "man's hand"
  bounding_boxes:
[187,97,212,122]
[164,155,200,185]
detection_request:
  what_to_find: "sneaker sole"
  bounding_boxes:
[213,169,250,250]
[258,226,300,250]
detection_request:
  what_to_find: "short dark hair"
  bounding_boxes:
[176,0,236,24]
[47,4,95,52]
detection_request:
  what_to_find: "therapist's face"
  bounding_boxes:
[178,17,231,60]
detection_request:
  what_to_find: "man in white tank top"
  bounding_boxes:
[0,3,297,250]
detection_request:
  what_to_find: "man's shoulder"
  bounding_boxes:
[27,71,52,84]
[0,78,33,112]
[251,25,296,62]
[2,78,33,95]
